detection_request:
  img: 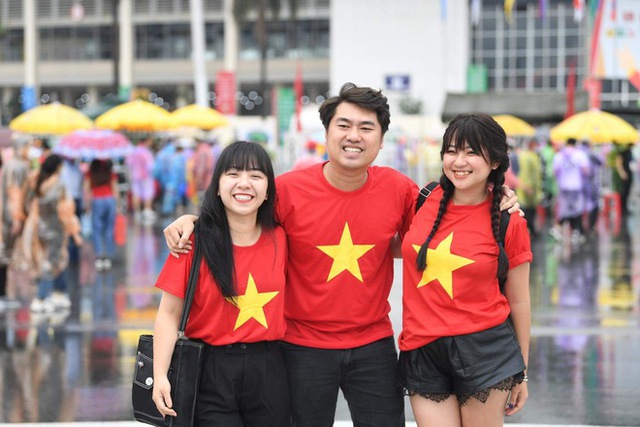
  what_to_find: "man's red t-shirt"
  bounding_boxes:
[276,163,418,349]
[156,226,287,345]
[399,186,532,351]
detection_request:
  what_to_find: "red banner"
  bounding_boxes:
[215,70,237,115]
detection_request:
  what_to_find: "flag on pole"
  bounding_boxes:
[471,0,481,27]
[504,0,516,24]
[589,0,600,20]
[294,61,303,132]
[538,0,547,21]
[565,61,576,119]
[610,0,617,20]
[573,0,584,22]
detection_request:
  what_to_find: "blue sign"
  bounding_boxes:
[385,75,410,92]
[20,86,37,111]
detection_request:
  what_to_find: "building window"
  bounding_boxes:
[39,26,112,61]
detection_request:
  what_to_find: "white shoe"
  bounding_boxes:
[102,258,112,270]
[95,259,105,271]
[141,210,156,224]
[30,298,55,314]
[49,292,71,310]
[142,209,157,218]
[571,231,585,246]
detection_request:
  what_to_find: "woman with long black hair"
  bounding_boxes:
[152,141,289,426]
[397,114,531,426]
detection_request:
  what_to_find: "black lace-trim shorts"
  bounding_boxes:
[396,319,526,405]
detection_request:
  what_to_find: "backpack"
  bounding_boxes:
[415,181,511,294]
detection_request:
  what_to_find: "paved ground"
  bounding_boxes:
[0,423,623,427]
[0,211,638,426]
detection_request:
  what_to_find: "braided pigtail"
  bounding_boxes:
[417,176,453,271]
[491,183,509,283]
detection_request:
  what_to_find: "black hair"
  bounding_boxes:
[35,154,64,197]
[416,113,510,283]
[195,141,277,298]
[318,82,391,135]
[88,159,114,188]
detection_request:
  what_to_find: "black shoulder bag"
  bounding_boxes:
[132,243,205,427]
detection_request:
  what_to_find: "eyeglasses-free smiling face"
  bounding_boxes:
[218,167,269,220]
[443,142,498,204]
[324,102,384,176]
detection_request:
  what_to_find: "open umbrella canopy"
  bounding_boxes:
[9,102,94,135]
[95,99,171,132]
[550,110,639,144]
[169,104,229,130]
[492,115,536,137]
[53,129,133,160]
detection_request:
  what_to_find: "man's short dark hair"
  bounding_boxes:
[318,82,391,135]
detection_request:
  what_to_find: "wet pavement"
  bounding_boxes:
[0,211,638,426]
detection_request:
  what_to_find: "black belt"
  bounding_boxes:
[208,340,280,354]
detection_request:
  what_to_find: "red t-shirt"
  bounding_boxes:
[155,226,288,345]
[87,172,117,198]
[276,163,418,349]
[399,186,532,351]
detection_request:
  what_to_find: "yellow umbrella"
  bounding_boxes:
[492,115,536,137]
[9,102,93,135]
[169,104,229,130]
[95,99,171,132]
[550,110,639,144]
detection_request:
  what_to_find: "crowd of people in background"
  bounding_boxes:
[493,135,636,247]
[0,133,223,315]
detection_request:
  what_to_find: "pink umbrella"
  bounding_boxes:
[54,129,134,159]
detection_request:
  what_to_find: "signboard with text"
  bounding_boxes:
[385,75,411,92]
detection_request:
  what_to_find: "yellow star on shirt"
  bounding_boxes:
[412,232,474,299]
[317,223,374,282]
[226,274,279,330]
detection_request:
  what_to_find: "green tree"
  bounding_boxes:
[233,0,298,116]
[398,95,423,115]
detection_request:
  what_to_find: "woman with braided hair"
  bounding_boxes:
[397,113,532,426]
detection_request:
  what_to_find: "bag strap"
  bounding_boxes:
[498,210,510,295]
[416,181,439,213]
[178,235,202,336]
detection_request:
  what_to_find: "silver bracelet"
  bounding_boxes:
[522,374,529,382]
